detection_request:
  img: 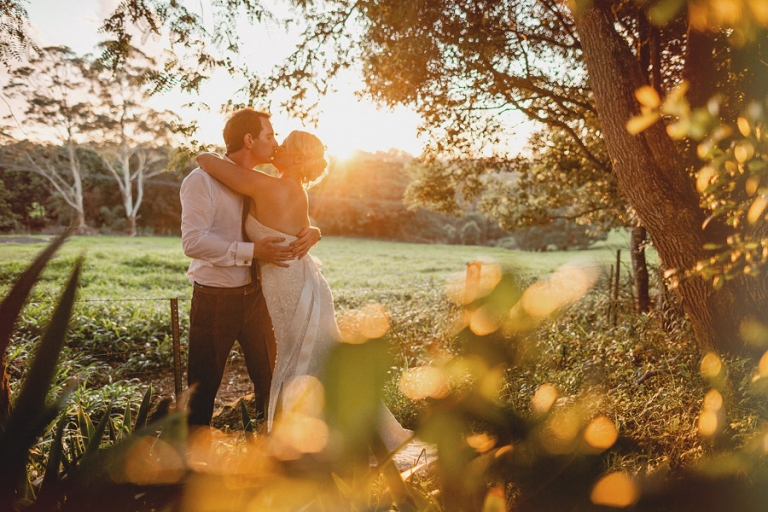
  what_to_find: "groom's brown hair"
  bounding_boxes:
[223,108,271,154]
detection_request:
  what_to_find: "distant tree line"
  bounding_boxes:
[311,150,610,249]
[310,150,509,246]
[2,142,612,250]
[0,146,184,236]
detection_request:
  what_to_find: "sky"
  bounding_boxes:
[11,0,428,158]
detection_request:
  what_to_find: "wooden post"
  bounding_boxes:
[607,264,614,324]
[465,261,482,304]
[630,226,650,313]
[170,298,182,405]
[613,250,621,327]
[656,267,672,331]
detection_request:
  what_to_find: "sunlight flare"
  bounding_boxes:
[520,264,598,318]
[700,352,723,378]
[337,303,391,343]
[760,350,768,377]
[445,259,502,305]
[584,415,618,451]
[470,304,501,336]
[540,408,581,454]
[590,472,640,508]
[467,433,497,453]
[270,376,329,458]
[531,383,558,416]
[703,389,723,412]
[698,410,719,438]
[399,366,451,400]
[121,437,186,485]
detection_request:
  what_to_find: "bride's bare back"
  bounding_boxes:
[249,173,310,236]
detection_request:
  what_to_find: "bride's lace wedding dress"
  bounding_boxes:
[245,216,415,456]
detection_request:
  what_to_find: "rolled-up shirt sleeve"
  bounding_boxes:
[181,172,254,267]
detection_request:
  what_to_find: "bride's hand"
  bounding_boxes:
[253,236,291,267]
[290,227,321,258]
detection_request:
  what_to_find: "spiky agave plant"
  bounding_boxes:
[0,232,80,508]
[0,235,186,512]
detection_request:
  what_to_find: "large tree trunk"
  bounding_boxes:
[571,1,751,354]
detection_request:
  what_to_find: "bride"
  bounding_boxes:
[196,131,411,452]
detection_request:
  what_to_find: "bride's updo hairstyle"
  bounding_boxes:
[281,131,328,189]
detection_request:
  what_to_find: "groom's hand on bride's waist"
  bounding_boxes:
[290,227,322,258]
[254,236,291,267]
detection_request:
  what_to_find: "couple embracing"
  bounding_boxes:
[180,108,410,451]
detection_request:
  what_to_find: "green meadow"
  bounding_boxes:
[0,230,643,302]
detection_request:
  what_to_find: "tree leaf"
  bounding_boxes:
[39,413,68,494]
[83,403,112,458]
[134,385,152,431]
[635,86,660,108]
[239,398,253,433]
[626,112,660,135]
[0,254,81,503]
[648,0,687,25]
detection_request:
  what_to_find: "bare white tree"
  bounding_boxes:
[90,45,189,236]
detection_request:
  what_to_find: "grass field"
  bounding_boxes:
[0,230,646,302]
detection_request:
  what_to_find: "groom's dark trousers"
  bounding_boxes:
[187,275,276,426]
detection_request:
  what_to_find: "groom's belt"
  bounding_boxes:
[193,281,258,295]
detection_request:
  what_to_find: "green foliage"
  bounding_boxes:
[678,93,767,288]
[392,264,768,510]
[627,79,768,292]
[0,1,38,68]
[403,125,624,252]
[0,234,188,510]
[97,0,272,96]
[9,300,183,390]
[479,126,629,235]
[1,44,193,236]
[89,43,192,236]
[0,180,20,232]
[0,231,80,506]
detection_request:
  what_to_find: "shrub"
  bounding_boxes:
[514,220,607,251]
[460,220,481,245]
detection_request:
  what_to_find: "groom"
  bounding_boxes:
[180,108,321,426]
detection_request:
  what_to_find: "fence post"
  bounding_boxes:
[170,298,182,405]
[612,250,621,327]
[607,264,614,324]
[466,261,482,303]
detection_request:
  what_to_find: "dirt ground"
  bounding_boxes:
[150,353,258,430]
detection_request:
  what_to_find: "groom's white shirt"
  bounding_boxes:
[180,157,255,287]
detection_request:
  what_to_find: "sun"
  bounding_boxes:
[325,142,359,162]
